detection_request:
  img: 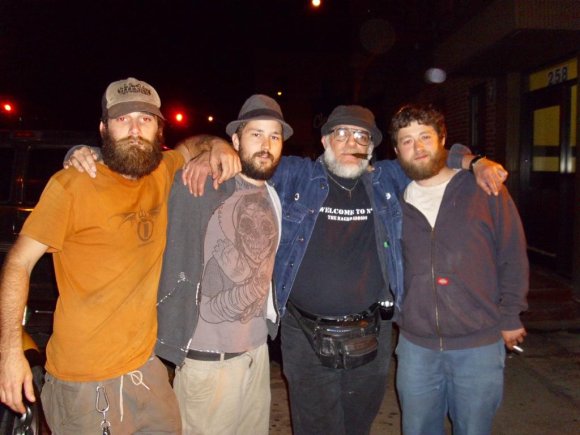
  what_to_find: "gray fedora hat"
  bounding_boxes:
[321,105,383,145]
[226,94,293,140]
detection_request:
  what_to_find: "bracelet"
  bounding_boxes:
[469,155,486,172]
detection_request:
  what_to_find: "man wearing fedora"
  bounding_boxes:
[154,94,290,434]
[181,104,508,434]
[0,77,201,434]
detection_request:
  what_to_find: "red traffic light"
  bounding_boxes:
[170,110,189,127]
[1,102,14,113]
[165,103,190,128]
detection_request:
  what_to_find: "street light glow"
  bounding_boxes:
[425,68,447,84]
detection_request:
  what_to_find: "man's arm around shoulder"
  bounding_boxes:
[449,144,508,196]
[179,135,240,196]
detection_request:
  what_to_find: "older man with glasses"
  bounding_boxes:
[274,106,400,434]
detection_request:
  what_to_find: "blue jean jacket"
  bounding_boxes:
[269,155,409,316]
[268,145,469,317]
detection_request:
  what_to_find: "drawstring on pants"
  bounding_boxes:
[119,370,150,422]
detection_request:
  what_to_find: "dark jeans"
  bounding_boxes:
[281,312,392,435]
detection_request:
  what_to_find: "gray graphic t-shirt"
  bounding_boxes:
[190,176,278,353]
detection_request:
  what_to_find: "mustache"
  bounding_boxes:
[252,151,274,160]
[414,152,430,160]
[116,136,156,147]
[349,153,371,160]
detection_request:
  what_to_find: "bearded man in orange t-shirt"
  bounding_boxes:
[0,77,200,434]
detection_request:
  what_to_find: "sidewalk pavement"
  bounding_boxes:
[520,266,580,331]
[269,265,580,434]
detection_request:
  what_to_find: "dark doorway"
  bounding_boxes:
[520,81,576,277]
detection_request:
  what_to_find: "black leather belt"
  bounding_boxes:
[290,302,380,324]
[186,349,244,361]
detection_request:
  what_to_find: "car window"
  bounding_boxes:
[0,147,16,202]
[24,147,70,204]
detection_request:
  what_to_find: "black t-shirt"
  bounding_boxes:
[289,172,383,316]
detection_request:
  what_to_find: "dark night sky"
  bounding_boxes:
[0,0,443,143]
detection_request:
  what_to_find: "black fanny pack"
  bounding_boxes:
[287,302,380,370]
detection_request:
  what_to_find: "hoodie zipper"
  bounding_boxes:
[431,226,443,351]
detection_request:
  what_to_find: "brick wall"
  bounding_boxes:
[416,76,500,160]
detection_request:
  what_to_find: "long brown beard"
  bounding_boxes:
[399,147,447,181]
[101,129,163,179]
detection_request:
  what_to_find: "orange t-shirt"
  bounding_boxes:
[21,151,183,381]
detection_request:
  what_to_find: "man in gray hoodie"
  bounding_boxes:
[391,104,528,435]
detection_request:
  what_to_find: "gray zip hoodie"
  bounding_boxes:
[155,173,281,366]
[398,170,529,351]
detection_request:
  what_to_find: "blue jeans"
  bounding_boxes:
[281,312,392,435]
[395,335,505,435]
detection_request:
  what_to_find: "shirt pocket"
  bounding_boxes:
[280,200,311,245]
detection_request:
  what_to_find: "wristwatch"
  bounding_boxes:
[469,154,486,172]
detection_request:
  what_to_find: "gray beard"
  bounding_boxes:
[323,146,370,179]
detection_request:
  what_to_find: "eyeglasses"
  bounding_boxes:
[329,127,372,147]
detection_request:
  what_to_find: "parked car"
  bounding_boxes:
[0,129,96,435]
[0,129,96,323]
